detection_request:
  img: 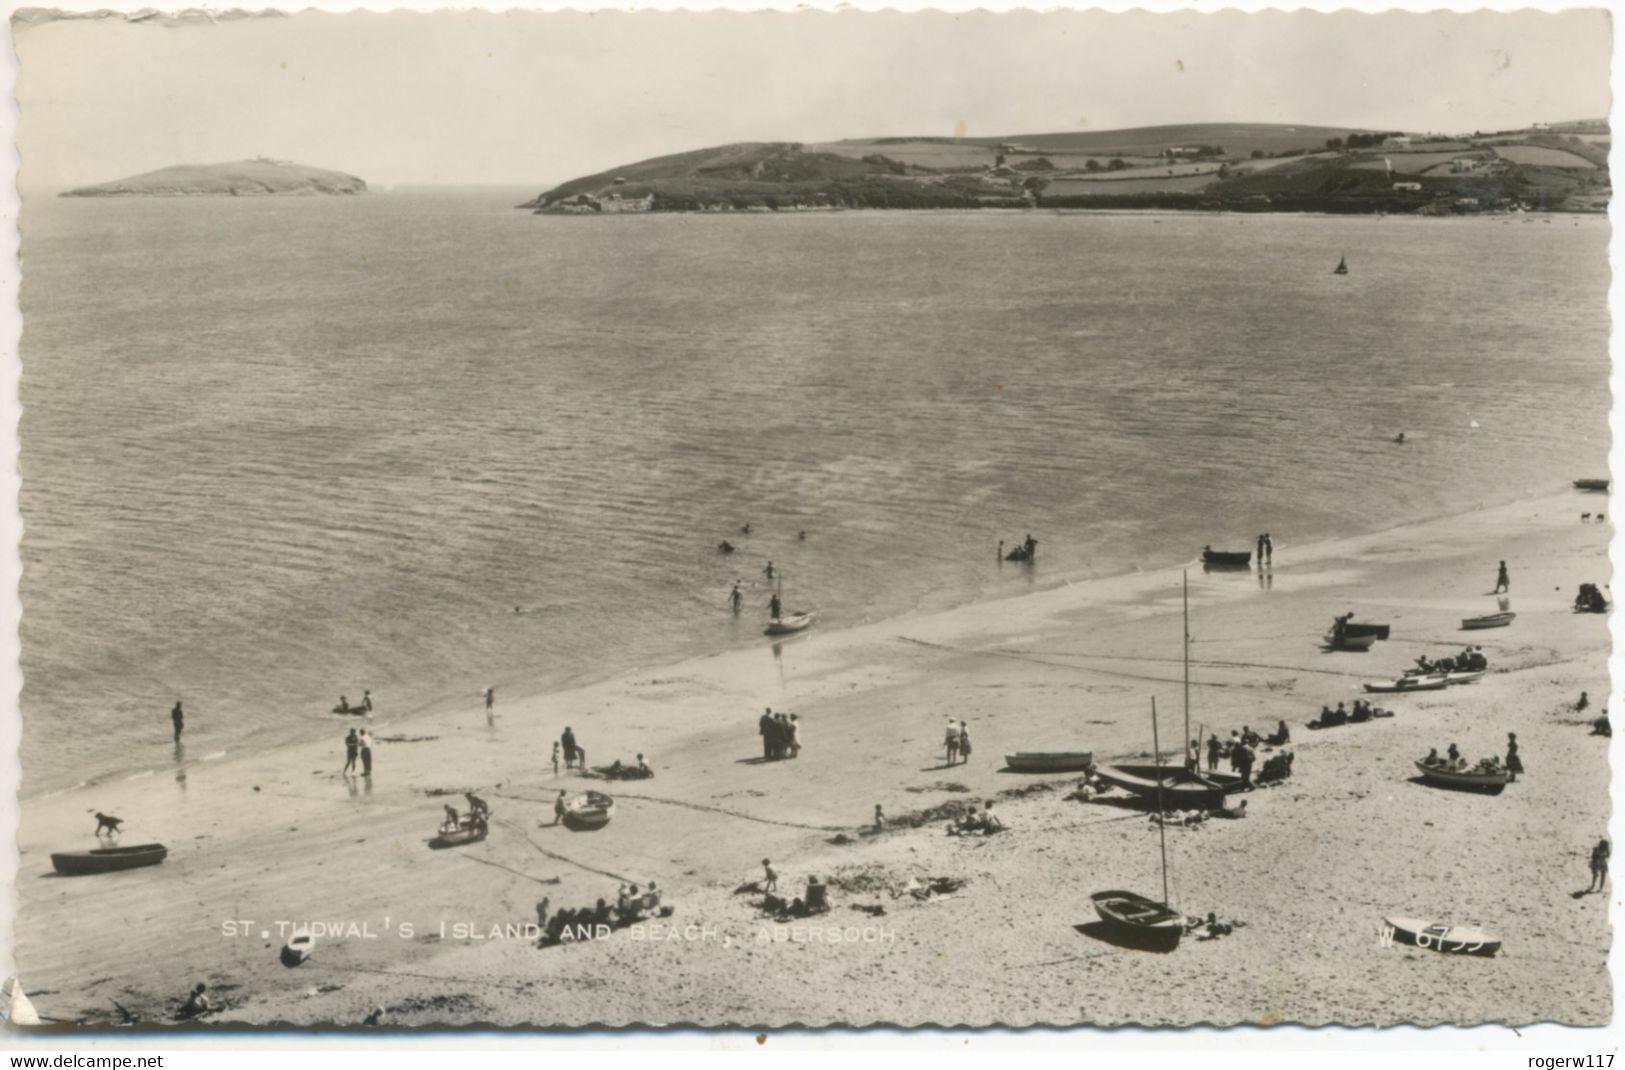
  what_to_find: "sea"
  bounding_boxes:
[18,190,1611,794]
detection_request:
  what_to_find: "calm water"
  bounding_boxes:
[19,192,1610,792]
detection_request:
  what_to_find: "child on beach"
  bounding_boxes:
[958,721,971,762]
[945,719,960,765]
[554,790,567,826]
[1590,839,1610,893]
[551,741,561,776]
[1505,732,1523,782]
[762,859,778,892]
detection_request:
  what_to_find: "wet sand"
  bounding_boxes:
[15,488,1611,1027]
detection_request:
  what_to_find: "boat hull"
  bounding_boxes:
[50,844,167,875]
[429,825,489,849]
[1201,550,1252,569]
[1573,479,1610,492]
[1004,752,1094,773]
[1461,613,1514,630]
[1326,632,1377,651]
[1094,764,1247,809]
[563,791,615,830]
[1342,623,1391,640]
[764,613,814,636]
[1090,890,1185,952]
[1364,677,1448,694]
[1384,916,1500,956]
[1414,760,1510,794]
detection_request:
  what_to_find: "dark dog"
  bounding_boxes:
[93,811,123,838]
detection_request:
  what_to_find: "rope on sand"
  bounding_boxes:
[459,854,561,886]
[491,816,633,884]
[494,790,849,834]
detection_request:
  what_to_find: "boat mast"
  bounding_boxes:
[1183,571,1191,766]
[1151,696,1170,908]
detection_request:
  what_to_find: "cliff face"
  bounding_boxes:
[62,159,367,197]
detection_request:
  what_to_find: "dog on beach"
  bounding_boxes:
[92,810,123,838]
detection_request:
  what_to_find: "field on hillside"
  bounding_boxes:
[965,122,1362,157]
[1058,162,1225,182]
[1348,152,1466,173]
[1042,174,1219,196]
[809,141,992,170]
[1494,145,1598,168]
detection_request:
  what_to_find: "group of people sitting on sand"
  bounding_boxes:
[596,754,654,780]
[758,708,802,760]
[1001,533,1039,563]
[535,881,669,946]
[1576,582,1609,614]
[1310,699,1389,728]
[946,800,1004,836]
[1412,647,1488,674]
[760,875,830,921]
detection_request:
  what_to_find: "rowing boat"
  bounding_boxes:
[1573,478,1610,492]
[1201,548,1252,568]
[1091,890,1185,952]
[1461,612,1515,630]
[764,612,814,636]
[50,844,167,876]
[1003,751,1094,773]
[1093,763,1247,809]
[563,791,615,830]
[1364,676,1448,694]
[280,931,315,967]
[1414,760,1511,794]
[1325,631,1377,652]
[1384,916,1501,956]
[1342,622,1391,640]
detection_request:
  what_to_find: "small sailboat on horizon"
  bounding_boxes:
[1333,255,1349,275]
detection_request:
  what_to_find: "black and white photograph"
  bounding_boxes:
[1,0,1616,1037]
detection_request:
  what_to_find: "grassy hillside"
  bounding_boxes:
[523,122,1608,216]
[63,158,367,197]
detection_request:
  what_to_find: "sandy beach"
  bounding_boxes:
[14,485,1611,1028]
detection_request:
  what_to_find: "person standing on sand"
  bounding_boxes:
[958,721,972,763]
[762,859,778,893]
[554,790,567,825]
[768,592,782,622]
[170,700,184,742]
[1256,534,1266,567]
[1234,742,1255,788]
[562,727,578,769]
[1207,734,1221,772]
[788,714,802,758]
[484,687,495,714]
[945,718,961,765]
[997,540,1004,563]
[359,730,373,777]
[759,708,774,760]
[1264,534,1274,564]
[873,805,885,833]
[764,561,775,582]
[343,728,359,775]
[1494,560,1510,594]
[1505,732,1523,782]
[362,690,373,713]
[1590,839,1610,893]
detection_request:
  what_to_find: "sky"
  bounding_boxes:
[11,6,1614,189]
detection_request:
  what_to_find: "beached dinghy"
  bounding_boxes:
[1200,547,1252,569]
[429,813,491,849]
[1364,675,1448,694]
[1003,751,1094,773]
[1573,478,1610,492]
[1325,630,1377,652]
[562,791,615,830]
[50,843,167,876]
[1091,890,1185,952]
[1383,916,1501,956]
[280,931,315,967]
[1461,612,1515,630]
[1342,622,1392,640]
[764,612,814,637]
[1414,760,1511,794]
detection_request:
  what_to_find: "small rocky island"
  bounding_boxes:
[62,158,367,198]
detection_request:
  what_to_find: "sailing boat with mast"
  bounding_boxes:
[763,567,815,636]
[1333,254,1349,275]
[1090,696,1187,953]
[1094,572,1246,808]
